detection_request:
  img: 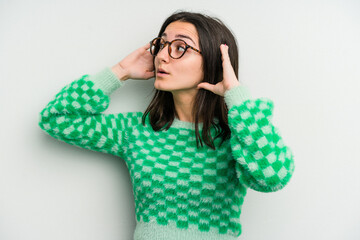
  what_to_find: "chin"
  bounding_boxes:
[154,79,169,91]
[154,78,196,92]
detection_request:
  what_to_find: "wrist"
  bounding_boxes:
[225,82,241,92]
[224,84,251,109]
[111,64,129,81]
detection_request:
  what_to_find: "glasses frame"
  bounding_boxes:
[149,37,202,59]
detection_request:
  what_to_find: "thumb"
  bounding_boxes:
[197,82,216,93]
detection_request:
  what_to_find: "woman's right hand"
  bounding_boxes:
[111,42,155,81]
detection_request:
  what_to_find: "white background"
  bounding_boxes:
[1,0,359,239]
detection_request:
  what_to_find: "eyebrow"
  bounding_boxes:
[161,33,196,46]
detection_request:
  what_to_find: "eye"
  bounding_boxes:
[173,41,186,53]
[177,46,185,52]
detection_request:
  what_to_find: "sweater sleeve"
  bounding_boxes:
[224,85,295,192]
[38,67,142,159]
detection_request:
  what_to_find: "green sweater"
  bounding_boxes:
[38,67,295,240]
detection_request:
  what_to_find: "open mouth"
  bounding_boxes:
[157,68,169,76]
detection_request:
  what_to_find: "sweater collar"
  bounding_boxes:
[170,117,219,130]
[171,117,203,130]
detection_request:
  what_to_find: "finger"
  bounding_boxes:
[143,42,151,50]
[221,44,236,77]
[220,44,230,63]
[144,71,155,79]
[197,82,216,93]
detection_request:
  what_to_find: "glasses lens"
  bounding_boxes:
[150,38,163,56]
[170,40,187,59]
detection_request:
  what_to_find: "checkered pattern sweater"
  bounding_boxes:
[38,67,295,240]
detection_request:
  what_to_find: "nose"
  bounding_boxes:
[156,43,170,62]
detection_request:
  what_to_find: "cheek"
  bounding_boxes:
[181,59,203,81]
[193,60,204,82]
[154,58,159,69]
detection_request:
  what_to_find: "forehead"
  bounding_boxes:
[162,21,199,46]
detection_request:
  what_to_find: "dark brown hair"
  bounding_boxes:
[142,10,239,149]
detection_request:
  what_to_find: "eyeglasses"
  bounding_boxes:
[149,37,202,59]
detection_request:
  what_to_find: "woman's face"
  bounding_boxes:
[154,21,203,93]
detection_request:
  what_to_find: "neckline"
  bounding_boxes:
[170,117,220,130]
[171,117,204,130]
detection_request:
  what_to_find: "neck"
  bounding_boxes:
[171,89,200,123]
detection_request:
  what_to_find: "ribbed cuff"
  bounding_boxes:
[224,84,251,109]
[89,67,125,95]
[134,221,239,240]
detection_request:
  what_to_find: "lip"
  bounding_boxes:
[157,72,169,77]
[157,67,169,74]
[156,68,169,77]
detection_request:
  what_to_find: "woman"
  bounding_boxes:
[39,10,295,240]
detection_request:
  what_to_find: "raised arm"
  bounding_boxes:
[38,68,143,158]
[38,43,155,159]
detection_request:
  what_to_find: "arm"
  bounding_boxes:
[38,67,142,159]
[224,85,295,192]
[39,42,155,158]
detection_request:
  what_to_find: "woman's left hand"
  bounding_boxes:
[197,44,241,96]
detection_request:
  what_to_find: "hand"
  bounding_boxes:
[112,42,155,81]
[197,44,240,96]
